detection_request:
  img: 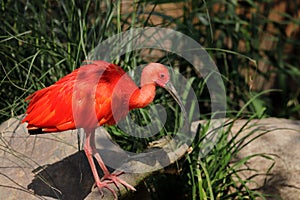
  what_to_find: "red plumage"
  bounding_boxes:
[22,60,139,133]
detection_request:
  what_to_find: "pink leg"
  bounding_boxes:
[85,129,136,198]
[84,130,118,199]
[89,130,136,191]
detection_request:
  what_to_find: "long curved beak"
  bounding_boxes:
[164,81,189,132]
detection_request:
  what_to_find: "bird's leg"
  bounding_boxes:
[90,130,136,192]
[84,130,118,199]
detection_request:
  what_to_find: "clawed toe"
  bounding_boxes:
[94,181,118,199]
[101,172,136,192]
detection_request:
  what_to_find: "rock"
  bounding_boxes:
[0,117,188,200]
[190,118,300,200]
[0,116,94,200]
[230,118,300,200]
[0,117,299,199]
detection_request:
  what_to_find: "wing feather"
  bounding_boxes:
[22,60,138,133]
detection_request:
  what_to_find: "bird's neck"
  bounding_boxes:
[129,83,156,109]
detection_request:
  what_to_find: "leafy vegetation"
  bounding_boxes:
[1,0,299,199]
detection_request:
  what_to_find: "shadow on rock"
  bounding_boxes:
[28,151,97,200]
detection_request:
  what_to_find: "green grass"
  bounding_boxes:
[1,0,300,199]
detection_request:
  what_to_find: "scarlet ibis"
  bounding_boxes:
[22,60,186,198]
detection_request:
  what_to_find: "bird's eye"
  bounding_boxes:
[160,73,165,78]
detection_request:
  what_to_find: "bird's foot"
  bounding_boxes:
[94,180,118,199]
[101,172,136,192]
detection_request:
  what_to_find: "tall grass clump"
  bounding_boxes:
[1,1,299,122]
[0,0,118,122]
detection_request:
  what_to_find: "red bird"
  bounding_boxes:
[22,60,185,198]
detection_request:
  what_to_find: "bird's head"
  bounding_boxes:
[141,63,170,88]
[142,63,188,130]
